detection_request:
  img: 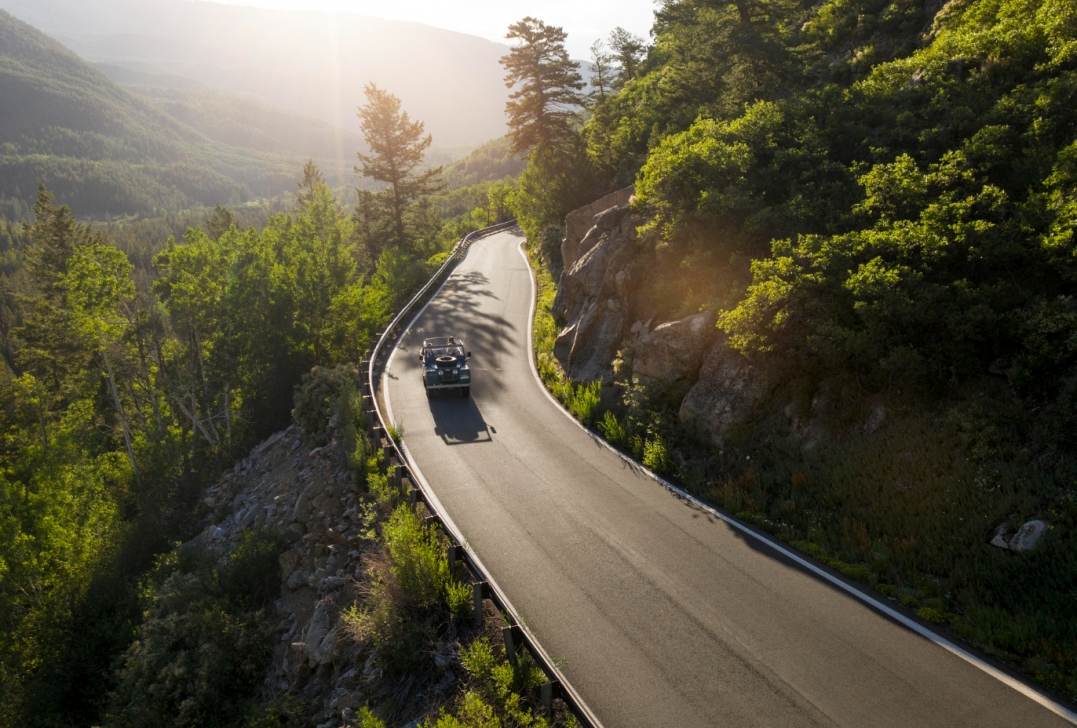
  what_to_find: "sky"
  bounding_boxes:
[213,0,658,58]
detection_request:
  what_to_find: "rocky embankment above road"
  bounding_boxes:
[551,188,769,450]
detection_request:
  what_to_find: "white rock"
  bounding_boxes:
[989,523,1010,550]
[1010,520,1049,552]
[304,601,331,663]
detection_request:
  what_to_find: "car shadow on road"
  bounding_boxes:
[428,391,493,445]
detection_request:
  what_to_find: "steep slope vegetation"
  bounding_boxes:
[98,68,365,178]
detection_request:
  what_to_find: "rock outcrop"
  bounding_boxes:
[632,311,717,383]
[990,519,1050,552]
[559,186,635,273]
[553,196,642,384]
[678,340,767,448]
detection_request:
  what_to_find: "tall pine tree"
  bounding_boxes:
[355,84,443,251]
[500,18,585,154]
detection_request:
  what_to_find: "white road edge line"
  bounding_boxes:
[382,230,607,728]
[516,240,1077,725]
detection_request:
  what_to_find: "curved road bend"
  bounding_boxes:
[384,229,1072,728]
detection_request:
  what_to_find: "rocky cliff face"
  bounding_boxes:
[551,191,763,447]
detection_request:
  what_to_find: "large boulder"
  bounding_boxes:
[633,312,717,383]
[679,341,766,448]
[560,186,635,272]
[990,519,1049,552]
[553,213,641,383]
[555,205,636,323]
[555,297,629,384]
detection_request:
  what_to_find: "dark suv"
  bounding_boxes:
[420,337,472,397]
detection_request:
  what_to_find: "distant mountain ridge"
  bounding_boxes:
[0,0,511,147]
[0,9,375,219]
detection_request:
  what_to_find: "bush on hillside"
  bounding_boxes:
[106,530,285,728]
[293,365,358,445]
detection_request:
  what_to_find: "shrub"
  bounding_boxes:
[535,224,564,271]
[387,423,405,443]
[598,410,627,446]
[367,465,401,511]
[383,506,471,618]
[333,377,371,479]
[106,531,284,728]
[293,365,358,444]
[836,563,875,584]
[917,607,949,625]
[364,574,433,675]
[447,637,550,727]
[642,435,675,476]
[567,382,601,424]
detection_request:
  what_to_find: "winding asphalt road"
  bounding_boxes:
[384,229,1073,728]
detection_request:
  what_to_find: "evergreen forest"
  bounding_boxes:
[0,9,366,220]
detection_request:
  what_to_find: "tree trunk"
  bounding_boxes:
[103,348,139,483]
[135,314,165,436]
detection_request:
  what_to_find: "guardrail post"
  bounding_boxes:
[408,488,417,507]
[473,582,486,626]
[502,627,517,665]
[541,683,554,716]
[448,545,457,571]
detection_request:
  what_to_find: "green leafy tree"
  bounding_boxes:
[501,18,594,241]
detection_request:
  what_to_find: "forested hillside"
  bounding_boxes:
[105,77,365,178]
[0,10,351,219]
[512,0,1077,701]
[0,46,513,719]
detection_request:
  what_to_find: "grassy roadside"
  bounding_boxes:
[523,242,1077,704]
[527,244,601,425]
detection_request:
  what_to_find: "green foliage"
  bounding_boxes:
[500,17,597,242]
[427,637,551,728]
[531,0,1077,700]
[513,141,597,246]
[387,423,405,443]
[349,506,471,677]
[642,435,675,476]
[383,506,472,618]
[500,19,585,155]
[356,83,444,252]
[106,531,284,728]
[293,365,358,445]
[354,707,387,728]
[0,153,456,722]
[597,410,627,446]
[442,137,526,189]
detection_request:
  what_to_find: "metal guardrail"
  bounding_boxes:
[362,221,599,727]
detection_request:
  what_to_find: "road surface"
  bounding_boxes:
[384,228,1073,728]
